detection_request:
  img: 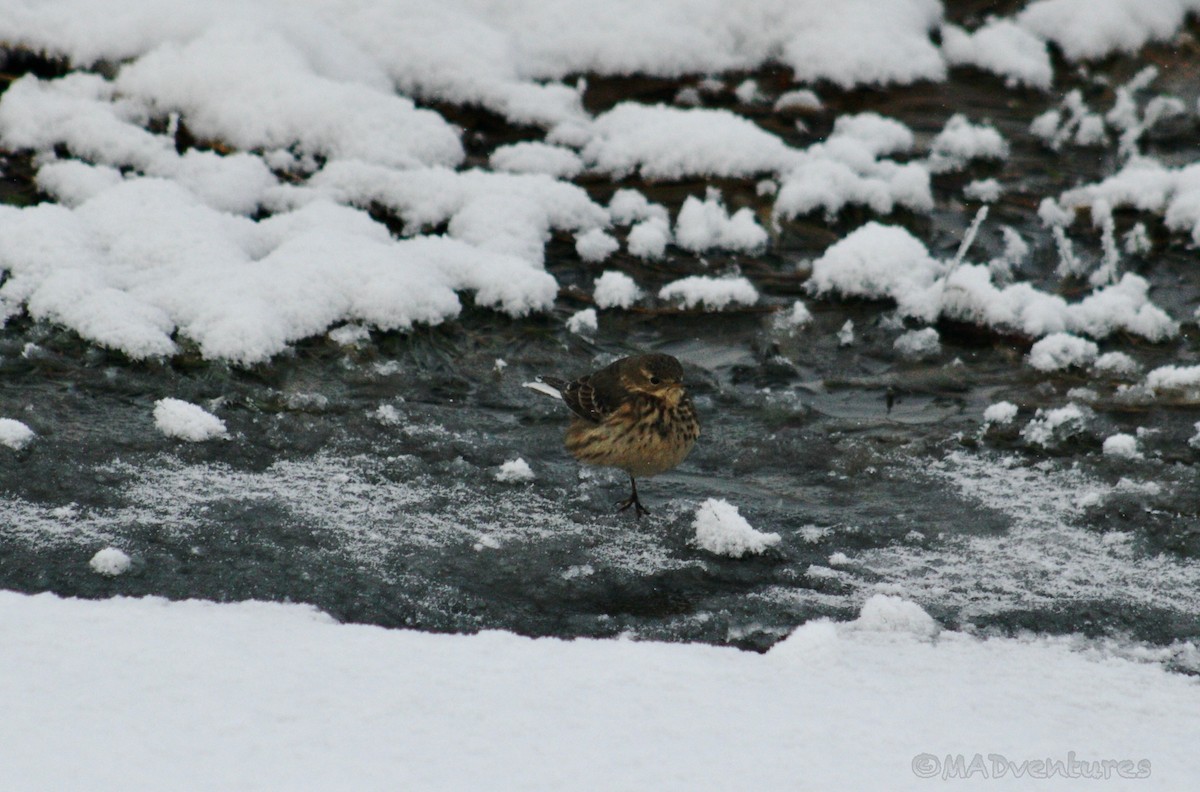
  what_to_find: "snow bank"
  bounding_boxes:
[659,276,758,311]
[3,590,1199,790]
[692,499,780,557]
[153,398,228,442]
[0,418,35,450]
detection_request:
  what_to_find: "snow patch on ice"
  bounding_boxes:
[89,547,132,576]
[495,458,536,483]
[0,418,35,450]
[692,498,780,557]
[153,398,227,442]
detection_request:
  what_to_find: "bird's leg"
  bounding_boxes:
[615,475,650,518]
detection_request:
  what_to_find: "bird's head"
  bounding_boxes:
[622,353,687,401]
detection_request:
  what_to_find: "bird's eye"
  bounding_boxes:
[649,376,661,385]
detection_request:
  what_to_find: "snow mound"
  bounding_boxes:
[983,401,1019,425]
[928,114,1009,173]
[490,142,584,179]
[581,104,795,181]
[848,594,940,639]
[495,458,535,483]
[0,418,35,450]
[1028,333,1099,371]
[89,547,132,576]
[941,19,1053,89]
[692,498,780,557]
[575,229,619,263]
[807,223,945,321]
[659,276,758,311]
[1102,434,1142,459]
[893,328,940,359]
[153,398,228,442]
[673,190,767,253]
[592,271,642,310]
[1022,403,1090,447]
[566,308,598,335]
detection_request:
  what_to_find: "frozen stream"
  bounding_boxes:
[2,3,1200,670]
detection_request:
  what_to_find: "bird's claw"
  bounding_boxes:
[616,495,651,519]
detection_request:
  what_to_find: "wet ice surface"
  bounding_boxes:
[3,16,1200,667]
[2,297,1198,660]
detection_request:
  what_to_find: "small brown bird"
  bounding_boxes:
[526,353,700,518]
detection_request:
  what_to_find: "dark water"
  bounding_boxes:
[2,39,1200,665]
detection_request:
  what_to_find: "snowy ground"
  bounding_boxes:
[3,590,1198,791]
[3,1,1200,787]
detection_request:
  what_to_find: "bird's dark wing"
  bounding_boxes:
[560,364,628,423]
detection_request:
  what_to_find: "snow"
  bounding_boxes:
[807,223,945,321]
[691,498,780,557]
[773,89,822,113]
[850,594,939,639]
[1,1,1199,367]
[1094,351,1140,377]
[327,323,370,346]
[775,300,813,330]
[0,418,35,450]
[89,547,132,576]
[837,320,855,346]
[575,228,619,263]
[592,271,642,310]
[927,114,1009,173]
[495,458,536,483]
[893,328,941,359]
[1017,0,1200,61]
[580,104,794,181]
[658,276,758,311]
[627,219,671,259]
[963,178,1003,203]
[1022,403,1089,447]
[774,114,933,219]
[673,190,767,253]
[1191,421,1200,450]
[566,308,598,335]
[1144,364,1200,397]
[1027,332,1099,371]
[1102,433,1142,459]
[153,398,228,442]
[3,590,1200,790]
[490,142,584,179]
[941,19,1053,89]
[808,224,1176,343]
[983,401,1019,425]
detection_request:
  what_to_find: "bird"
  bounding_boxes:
[525,353,700,518]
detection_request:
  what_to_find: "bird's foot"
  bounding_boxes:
[616,494,651,519]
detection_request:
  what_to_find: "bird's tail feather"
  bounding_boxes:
[523,376,566,400]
